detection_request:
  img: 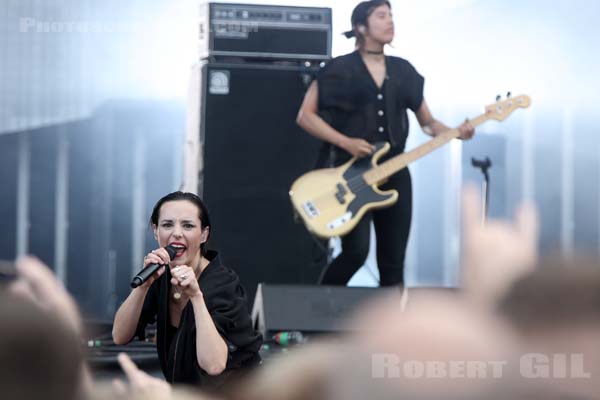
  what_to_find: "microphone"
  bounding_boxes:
[471,157,492,170]
[130,245,177,288]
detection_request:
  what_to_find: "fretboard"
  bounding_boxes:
[363,113,489,185]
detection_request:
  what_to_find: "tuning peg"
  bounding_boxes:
[496,94,502,102]
[506,91,512,98]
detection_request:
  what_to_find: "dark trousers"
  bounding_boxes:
[318,168,412,286]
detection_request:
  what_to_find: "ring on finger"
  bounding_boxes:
[180,274,187,280]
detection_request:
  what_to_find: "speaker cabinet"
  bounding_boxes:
[251,283,392,338]
[199,62,327,303]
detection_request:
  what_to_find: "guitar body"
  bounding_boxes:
[290,142,398,238]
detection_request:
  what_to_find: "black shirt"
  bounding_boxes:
[316,50,424,166]
[135,250,262,389]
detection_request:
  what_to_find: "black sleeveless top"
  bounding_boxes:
[316,50,424,166]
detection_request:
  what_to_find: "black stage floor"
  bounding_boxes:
[87,337,305,382]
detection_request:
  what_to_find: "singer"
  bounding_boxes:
[112,191,262,390]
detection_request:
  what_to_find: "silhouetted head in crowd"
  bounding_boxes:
[321,291,520,400]
[230,340,343,400]
[0,291,83,400]
[499,256,600,333]
[499,256,600,399]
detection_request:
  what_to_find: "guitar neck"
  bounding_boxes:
[363,113,489,185]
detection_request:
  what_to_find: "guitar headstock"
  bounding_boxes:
[485,94,531,121]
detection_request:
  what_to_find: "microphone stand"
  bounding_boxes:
[471,157,492,223]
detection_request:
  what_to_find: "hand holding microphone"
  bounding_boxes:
[130,245,177,288]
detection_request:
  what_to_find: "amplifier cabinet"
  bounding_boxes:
[199,2,331,61]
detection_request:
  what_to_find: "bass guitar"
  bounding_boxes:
[289,94,531,238]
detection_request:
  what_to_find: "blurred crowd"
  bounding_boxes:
[2,186,599,400]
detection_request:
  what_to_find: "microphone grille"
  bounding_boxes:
[165,245,177,260]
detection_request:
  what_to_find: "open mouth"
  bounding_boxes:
[169,243,187,258]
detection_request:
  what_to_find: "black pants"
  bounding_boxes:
[318,168,412,286]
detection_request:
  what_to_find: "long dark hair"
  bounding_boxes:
[149,191,211,256]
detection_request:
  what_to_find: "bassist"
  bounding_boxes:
[296,0,475,286]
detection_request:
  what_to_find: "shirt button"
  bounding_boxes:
[377,94,383,100]
[378,127,384,132]
[378,110,384,116]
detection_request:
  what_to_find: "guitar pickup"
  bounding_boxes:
[327,212,352,230]
[335,183,347,204]
[302,201,319,218]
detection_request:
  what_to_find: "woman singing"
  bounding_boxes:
[113,191,262,390]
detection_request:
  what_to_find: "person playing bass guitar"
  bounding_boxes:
[296,0,475,286]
